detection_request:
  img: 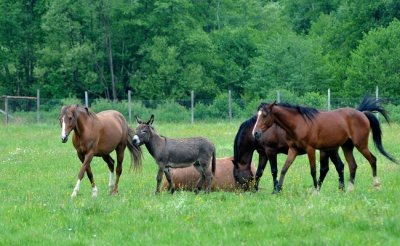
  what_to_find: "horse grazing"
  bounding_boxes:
[253,96,397,193]
[233,116,345,193]
[133,115,216,194]
[59,105,142,197]
[162,156,256,191]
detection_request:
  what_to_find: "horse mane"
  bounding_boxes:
[233,115,257,163]
[75,105,98,119]
[277,102,319,121]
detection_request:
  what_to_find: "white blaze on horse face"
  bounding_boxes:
[252,110,263,137]
[61,116,67,139]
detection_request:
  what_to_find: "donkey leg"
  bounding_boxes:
[342,144,357,192]
[164,166,175,194]
[71,153,94,197]
[102,155,115,195]
[193,161,205,194]
[112,146,125,195]
[276,148,298,193]
[155,162,166,194]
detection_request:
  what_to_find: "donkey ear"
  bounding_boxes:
[135,116,143,124]
[148,114,154,125]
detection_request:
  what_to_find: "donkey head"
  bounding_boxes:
[133,114,154,146]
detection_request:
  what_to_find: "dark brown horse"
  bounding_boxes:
[59,105,142,197]
[133,115,216,194]
[253,96,396,193]
[233,116,344,193]
[162,156,256,191]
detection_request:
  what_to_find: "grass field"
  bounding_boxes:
[1,121,400,245]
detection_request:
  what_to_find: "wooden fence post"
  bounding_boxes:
[36,89,40,123]
[128,90,132,123]
[191,90,194,124]
[228,90,232,120]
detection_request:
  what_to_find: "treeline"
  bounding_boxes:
[1,0,400,104]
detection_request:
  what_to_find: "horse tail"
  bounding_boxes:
[356,96,397,164]
[212,150,216,176]
[127,127,143,169]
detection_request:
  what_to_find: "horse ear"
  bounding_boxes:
[148,114,154,125]
[135,116,143,124]
[84,106,89,115]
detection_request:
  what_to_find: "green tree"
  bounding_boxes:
[345,19,400,99]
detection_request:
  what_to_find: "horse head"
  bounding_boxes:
[232,159,254,190]
[133,114,154,146]
[59,105,90,143]
[252,102,276,140]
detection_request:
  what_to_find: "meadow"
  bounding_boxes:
[1,121,400,245]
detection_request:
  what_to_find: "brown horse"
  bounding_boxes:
[253,96,396,193]
[233,116,344,193]
[162,157,256,191]
[133,115,216,194]
[59,105,142,197]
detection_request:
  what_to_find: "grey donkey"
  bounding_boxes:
[133,115,216,194]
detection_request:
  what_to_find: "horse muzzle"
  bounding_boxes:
[61,135,68,143]
[253,130,262,140]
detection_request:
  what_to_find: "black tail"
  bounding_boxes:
[357,96,397,164]
[212,151,216,175]
[127,127,143,169]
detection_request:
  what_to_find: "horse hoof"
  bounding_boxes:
[272,189,281,195]
[347,183,355,192]
[170,188,175,194]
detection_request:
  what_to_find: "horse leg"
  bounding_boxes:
[164,166,175,194]
[102,155,115,195]
[318,151,329,190]
[307,148,319,194]
[112,146,125,195]
[276,148,298,193]
[71,153,94,197]
[254,154,268,192]
[86,165,98,197]
[329,150,345,190]
[155,162,166,194]
[357,146,379,188]
[342,144,357,192]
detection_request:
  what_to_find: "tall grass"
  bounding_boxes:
[0,122,399,245]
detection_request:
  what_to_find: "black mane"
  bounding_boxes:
[277,102,319,121]
[233,115,257,163]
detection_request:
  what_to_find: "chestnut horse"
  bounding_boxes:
[253,96,396,193]
[162,157,256,191]
[233,116,344,193]
[133,115,216,194]
[59,105,142,197]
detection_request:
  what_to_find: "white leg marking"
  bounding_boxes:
[92,186,98,198]
[373,177,381,187]
[252,111,262,137]
[71,179,81,197]
[348,182,354,192]
[109,171,115,193]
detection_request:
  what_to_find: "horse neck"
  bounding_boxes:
[74,112,95,138]
[272,106,299,138]
[234,123,256,166]
[145,130,165,158]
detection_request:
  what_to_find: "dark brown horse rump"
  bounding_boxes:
[59,105,142,197]
[162,157,256,191]
[133,115,216,194]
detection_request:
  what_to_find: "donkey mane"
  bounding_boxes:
[277,102,319,122]
[233,115,257,163]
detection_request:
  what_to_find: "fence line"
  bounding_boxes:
[2,86,399,125]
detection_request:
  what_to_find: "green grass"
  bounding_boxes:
[0,122,400,245]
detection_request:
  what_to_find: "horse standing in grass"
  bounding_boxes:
[59,105,142,197]
[133,115,216,194]
[233,116,345,193]
[252,96,397,193]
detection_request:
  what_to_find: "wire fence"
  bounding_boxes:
[2,89,400,125]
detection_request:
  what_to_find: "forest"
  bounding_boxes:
[1,0,400,104]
